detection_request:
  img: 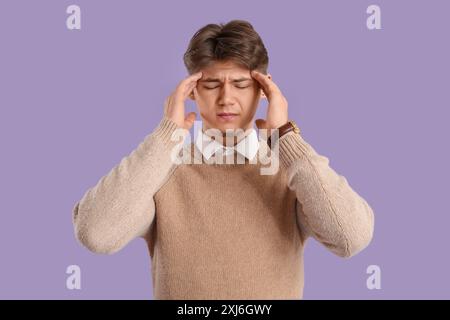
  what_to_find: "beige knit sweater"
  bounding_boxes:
[72,116,374,299]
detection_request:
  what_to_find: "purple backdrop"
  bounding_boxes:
[1,0,449,299]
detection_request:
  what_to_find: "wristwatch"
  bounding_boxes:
[267,120,300,147]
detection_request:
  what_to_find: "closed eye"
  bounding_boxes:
[203,85,250,90]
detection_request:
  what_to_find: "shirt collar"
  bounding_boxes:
[195,127,259,161]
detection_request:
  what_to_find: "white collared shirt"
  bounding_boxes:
[194,127,260,161]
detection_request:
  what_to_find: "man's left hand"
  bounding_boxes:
[251,70,289,134]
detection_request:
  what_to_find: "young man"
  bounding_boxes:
[72,20,375,299]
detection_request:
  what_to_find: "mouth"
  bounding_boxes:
[217,112,239,121]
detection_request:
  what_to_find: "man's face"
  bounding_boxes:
[191,60,263,133]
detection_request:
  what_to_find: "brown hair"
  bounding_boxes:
[183,20,269,75]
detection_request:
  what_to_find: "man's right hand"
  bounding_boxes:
[163,71,203,130]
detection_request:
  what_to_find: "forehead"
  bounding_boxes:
[200,60,251,81]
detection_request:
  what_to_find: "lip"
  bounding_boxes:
[217,113,238,121]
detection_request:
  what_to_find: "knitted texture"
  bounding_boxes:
[73,116,374,299]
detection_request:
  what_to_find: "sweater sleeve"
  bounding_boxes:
[72,116,187,255]
[277,131,375,258]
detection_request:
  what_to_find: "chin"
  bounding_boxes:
[217,122,241,132]
[203,117,245,133]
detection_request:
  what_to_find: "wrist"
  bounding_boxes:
[267,120,301,147]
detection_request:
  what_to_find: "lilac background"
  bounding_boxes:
[0,0,449,299]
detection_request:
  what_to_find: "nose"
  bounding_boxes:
[217,83,235,107]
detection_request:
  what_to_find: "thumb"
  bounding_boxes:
[255,118,268,130]
[183,112,197,129]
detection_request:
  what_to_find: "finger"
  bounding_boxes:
[184,111,197,129]
[188,85,198,100]
[180,71,203,88]
[251,70,280,98]
[255,118,268,129]
[184,81,198,99]
[189,71,203,80]
[190,86,200,100]
[251,71,272,98]
[173,81,196,103]
[179,73,202,98]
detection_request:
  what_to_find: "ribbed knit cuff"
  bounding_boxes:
[151,116,188,146]
[278,132,312,169]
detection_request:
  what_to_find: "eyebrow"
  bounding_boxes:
[200,77,252,83]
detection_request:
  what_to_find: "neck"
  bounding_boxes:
[202,123,255,147]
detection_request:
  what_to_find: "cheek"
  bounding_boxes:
[196,89,216,105]
[196,97,214,113]
[195,97,216,120]
[240,90,260,108]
